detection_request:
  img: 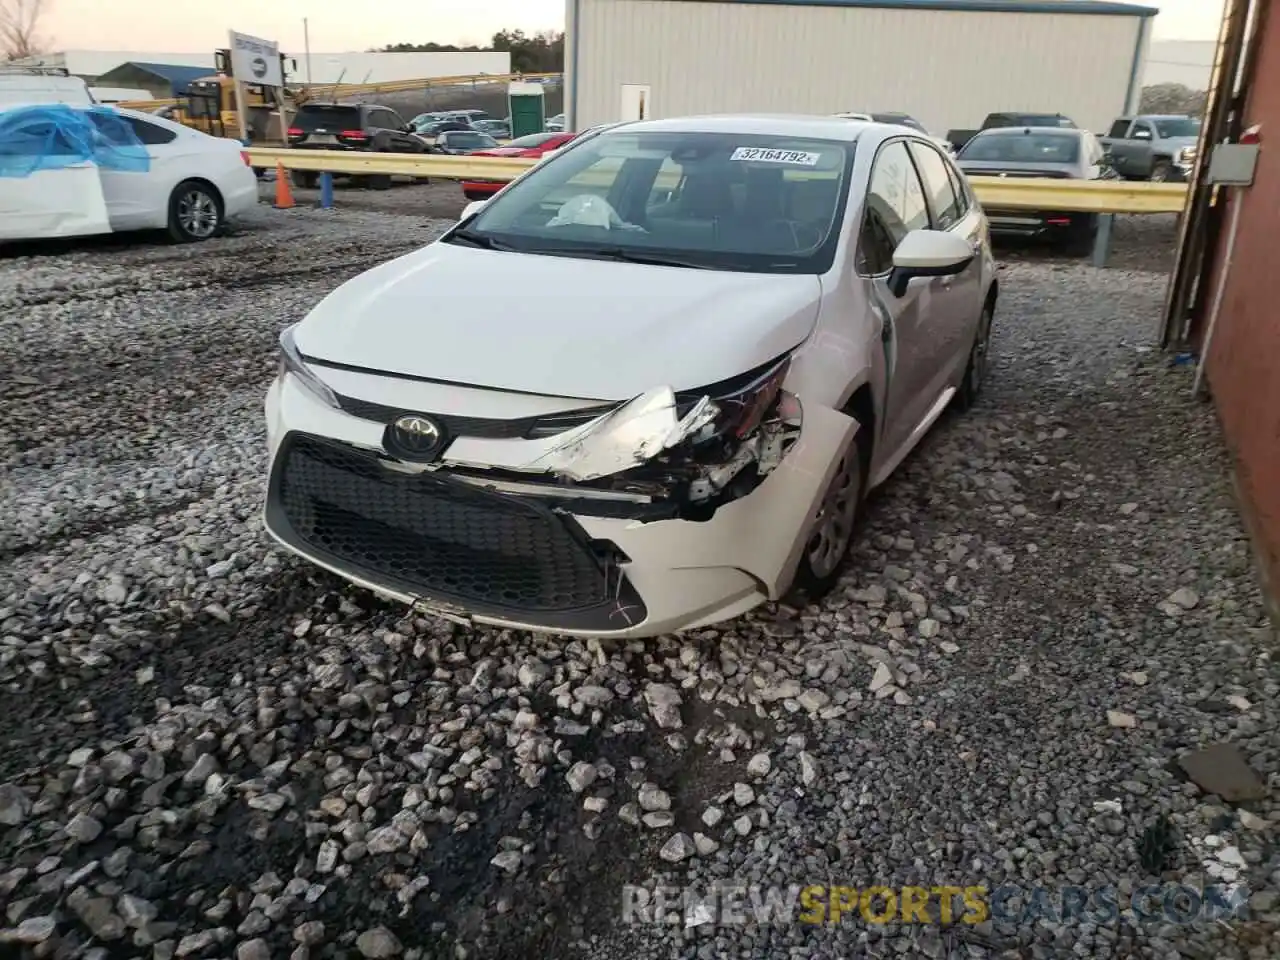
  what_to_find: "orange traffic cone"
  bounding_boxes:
[274,163,295,209]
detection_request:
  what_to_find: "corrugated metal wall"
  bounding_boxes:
[568,0,1145,134]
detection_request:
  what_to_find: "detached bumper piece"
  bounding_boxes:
[267,433,647,631]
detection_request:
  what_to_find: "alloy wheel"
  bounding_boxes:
[805,448,862,579]
[178,190,219,239]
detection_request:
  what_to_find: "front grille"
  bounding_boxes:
[269,434,645,623]
[334,393,612,439]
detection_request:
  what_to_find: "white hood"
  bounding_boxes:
[294,240,823,400]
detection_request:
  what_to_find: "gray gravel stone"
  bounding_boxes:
[356,927,403,957]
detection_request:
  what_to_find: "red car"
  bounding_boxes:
[461,132,578,201]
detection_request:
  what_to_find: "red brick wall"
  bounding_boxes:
[1204,2,1280,605]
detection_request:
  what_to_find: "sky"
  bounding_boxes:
[40,0,1225,52]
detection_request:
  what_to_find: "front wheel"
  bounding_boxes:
[788,433,867,602]
[1150,160,1172,183]
[954,301,994,411]
[167,181,224,243]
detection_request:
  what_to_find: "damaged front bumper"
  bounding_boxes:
[263,362,857,637]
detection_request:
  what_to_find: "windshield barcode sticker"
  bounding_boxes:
[730,147,821,165]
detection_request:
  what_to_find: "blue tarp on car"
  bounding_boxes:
[0,105,150,178]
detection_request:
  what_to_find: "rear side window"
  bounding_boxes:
[1108,119,1131,138]
[907,141,961,229]
[120,115,176,145]
[293,106,361,132]
[858,139,929,275]
[369,109,404,130]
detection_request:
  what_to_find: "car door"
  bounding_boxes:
[94,113,183,230]
[371,108,414,152]
[906,139,984,392]
[855,138,936,460]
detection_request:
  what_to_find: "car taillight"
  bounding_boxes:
[240,150,251,166]
[339,130,367,141]
[287,127,302,137]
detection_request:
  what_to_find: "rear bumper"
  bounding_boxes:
[224,168,260,219]
[985,211,1095,241]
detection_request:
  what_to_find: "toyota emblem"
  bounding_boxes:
[385,414,446,462]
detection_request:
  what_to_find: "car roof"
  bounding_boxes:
[973,125,1082,136]
[605,114,875,141]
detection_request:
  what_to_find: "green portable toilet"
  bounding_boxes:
[508,81,546,138]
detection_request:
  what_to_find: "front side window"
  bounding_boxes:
[857,140,929,275]
[454,130,855,274]
[907,141,961,229]
[1153,117,1200,138]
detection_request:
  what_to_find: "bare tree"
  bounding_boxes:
[0,0,50,61]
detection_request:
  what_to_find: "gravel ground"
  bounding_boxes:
[2,201,1277,960]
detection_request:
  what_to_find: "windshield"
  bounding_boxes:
[444,132,498,149]
[452,129,853,274]
[506,132,559,149]
[293,106,361,132]
[959,131,1080,163]
[1153,117,1200,138]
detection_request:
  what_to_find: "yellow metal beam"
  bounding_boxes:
[246,147,536,179]
[244,148,1189,215]
[968,177,1187,214]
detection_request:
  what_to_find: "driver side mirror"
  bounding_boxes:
[888,230,974,297]
[461,199,488,221]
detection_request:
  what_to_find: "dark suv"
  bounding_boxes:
[287,102,427,189]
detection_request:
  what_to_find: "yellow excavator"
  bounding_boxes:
[159,49,302,144]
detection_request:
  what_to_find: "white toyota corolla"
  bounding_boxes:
[264,115,997,637]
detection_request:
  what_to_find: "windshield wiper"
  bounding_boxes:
[447,228,515,251]
[539,246,713,269]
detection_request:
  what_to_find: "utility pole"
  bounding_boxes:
[303,18,313,85]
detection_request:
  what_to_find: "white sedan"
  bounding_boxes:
[264,114,997,638]
[0,107,258,244]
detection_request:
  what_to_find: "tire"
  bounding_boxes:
[368,173,393,191]
[788,430,869,602]
[167,181,224,243]
[1150,160,1172,183]
[294,172,318,190]
[954,301,994,412]
[1063,217,1097,259]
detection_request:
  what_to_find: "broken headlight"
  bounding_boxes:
[674,354,794,455]
[607,354,801,508]
[278,324,339,409]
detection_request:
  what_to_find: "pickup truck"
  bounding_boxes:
[946,111,1076,153]
[1098,114,1200,181]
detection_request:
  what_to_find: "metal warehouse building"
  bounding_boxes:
[564,0,1158,135]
